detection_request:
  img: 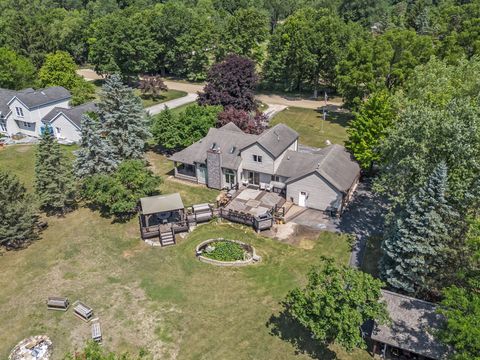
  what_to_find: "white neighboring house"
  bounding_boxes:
[0,86,96,142]
[41,102,97,142]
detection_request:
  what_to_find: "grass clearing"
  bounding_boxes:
[92,79,188,108]
[0,145,371,359]
[270,106,351,147]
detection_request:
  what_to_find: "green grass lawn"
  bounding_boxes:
[0,145,371,360]
[270,107,351,148]
[92,79,187,108]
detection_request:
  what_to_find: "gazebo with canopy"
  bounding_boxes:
[139,193,187,239]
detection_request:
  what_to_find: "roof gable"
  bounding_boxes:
[169,123,257,169]
[241,124,298,159]
[282,144,360,193]
[42,102,97,129]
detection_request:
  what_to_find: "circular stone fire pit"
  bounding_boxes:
[9,335,53,360]
[195,238,261,266]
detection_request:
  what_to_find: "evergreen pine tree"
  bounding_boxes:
[99,74,150,161]
[0,170,38,249]
[35,128,76,214]
[75,114,118,178]
[380,161,456,296]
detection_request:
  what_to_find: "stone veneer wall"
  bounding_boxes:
[206,149,222,189]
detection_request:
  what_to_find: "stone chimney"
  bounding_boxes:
[206,147,222,189]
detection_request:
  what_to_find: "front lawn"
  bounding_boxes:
[270,106,350,147]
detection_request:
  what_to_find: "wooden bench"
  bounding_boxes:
[91,319,102,343]
[73,301,94,322]
[46,296,69,311]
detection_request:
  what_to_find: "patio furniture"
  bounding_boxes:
[91,320,102,343]
[73,301,94,322]
[259,183,266,190]
[46,296,69,311]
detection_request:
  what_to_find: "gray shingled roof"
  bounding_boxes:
[0,88,17,118]
[42,102,98,128]
[371,290,450,360]
[280,144,360,193]
[12,86,71,109]
[169,123,257,169]
[251,123,298,158]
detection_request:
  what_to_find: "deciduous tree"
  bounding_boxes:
[38,51,95,105]
[217,107,267,135]
[0,47,36,90]
[346,91,396,171]
[82,160,161,219]
[283,258,388,351]
[437,286,480,360]
[198,54,258,111]
[151,104,222,150]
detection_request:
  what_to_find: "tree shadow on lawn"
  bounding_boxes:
[314,105,352,128]
[266,310,337,360]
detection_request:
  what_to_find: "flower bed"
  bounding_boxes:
[195,238,261,266]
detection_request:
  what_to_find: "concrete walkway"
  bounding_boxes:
[145,93,198,115]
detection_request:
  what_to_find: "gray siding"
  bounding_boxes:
[241,144,275,175]
[286,173,343,211]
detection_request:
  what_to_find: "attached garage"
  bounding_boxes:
[286,173,343,211]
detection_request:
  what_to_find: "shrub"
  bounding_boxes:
[203,240,245,261]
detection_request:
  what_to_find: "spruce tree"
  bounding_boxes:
[35,128,76,214]
[0,170,38,249]
[380,161,456,296]
[75,114,118,178]
[99,74,150,161]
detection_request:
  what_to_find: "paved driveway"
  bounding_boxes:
[145,93,198,115]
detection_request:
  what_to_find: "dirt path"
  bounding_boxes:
[77,70,344,109]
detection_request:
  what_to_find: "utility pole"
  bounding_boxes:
[321,91,328,133]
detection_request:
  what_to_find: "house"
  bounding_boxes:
[0,86,96,142]
[169,122,360,214]
[367,290,450,360]
[42,102,98,142]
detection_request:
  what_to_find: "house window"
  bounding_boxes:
[0,120,6,132]
[23,121,32,128]
[271,175,281,182]
[253,155,262,163]
[56,127,61,135]
[16,107,24,117]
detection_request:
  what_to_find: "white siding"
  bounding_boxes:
[240,144,275,174]
[5,114,20,135]
[50,114,81,142]
[8,98,70,137]
[286,173,343,211]
[273,139,297,172]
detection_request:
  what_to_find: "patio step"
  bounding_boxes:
[160,232,175,247]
